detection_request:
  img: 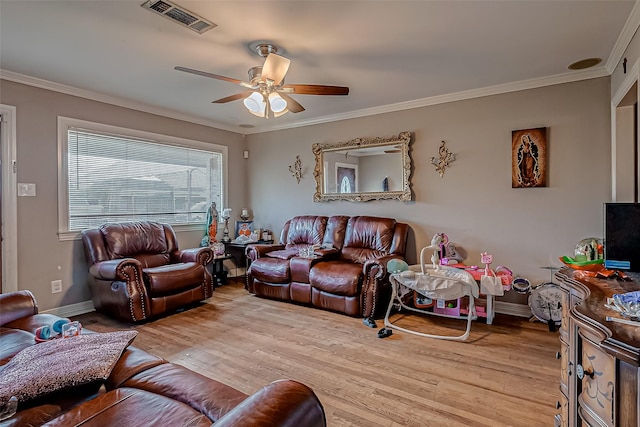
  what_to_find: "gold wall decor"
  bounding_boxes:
[431,141,456,177]
[289,155,302,184]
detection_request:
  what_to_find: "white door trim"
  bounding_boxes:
[611,60,640,201]
[0,104,18,293]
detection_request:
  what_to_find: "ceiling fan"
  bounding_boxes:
[175,43,349,118]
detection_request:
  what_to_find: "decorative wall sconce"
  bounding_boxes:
[289,155,302,184]
[431,141,456,177]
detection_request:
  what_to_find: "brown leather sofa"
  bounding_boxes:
[0,290,326,427]
[247,215,408,322]
[81,221,214,322]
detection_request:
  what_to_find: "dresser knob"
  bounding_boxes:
[555,351,561,360]
[556,401,561,409]
[576,364,594,380]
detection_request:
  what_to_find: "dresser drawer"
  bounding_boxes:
[577,334,615,427]
[559,340,569,395]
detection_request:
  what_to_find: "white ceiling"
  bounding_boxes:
[0,1,637,134]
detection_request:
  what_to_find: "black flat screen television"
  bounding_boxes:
[604,202,640,272]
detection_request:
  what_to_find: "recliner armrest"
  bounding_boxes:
[172,247,213,266]
[363,255,404,280]
[246,244,285,261]
[89,258,143,281]
[213,379,326,427]
[313,248,340,260]
[0,290,38,326]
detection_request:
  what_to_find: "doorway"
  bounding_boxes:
[0,104,18,293]
[612,61,640,202]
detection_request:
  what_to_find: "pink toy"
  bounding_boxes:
[481,252,493,274]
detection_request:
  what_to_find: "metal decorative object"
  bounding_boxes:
[221,208,232,243]
[431,141,456,178]
[289,155,302,184]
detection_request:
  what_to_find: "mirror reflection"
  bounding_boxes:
[313,131,412,202]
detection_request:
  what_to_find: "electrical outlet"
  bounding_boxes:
[17,183,36,197]
[51,280,62,294]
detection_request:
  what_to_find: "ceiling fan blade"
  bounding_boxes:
[175,66,243,84]
[261,53,290,85]
[212,92,253,103]
[279,93,305,113]
[281,84,349,96]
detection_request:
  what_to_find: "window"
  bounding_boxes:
[58,117,227,239]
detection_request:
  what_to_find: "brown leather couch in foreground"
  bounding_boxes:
[247,215,408,321]
[0,290,326,427]
[81,221,214,322]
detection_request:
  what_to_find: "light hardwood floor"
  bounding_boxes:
[74,280,561,427]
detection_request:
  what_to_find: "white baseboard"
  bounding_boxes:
[494,301,532,318]
[42,300,95,318]
[39,297,531,320]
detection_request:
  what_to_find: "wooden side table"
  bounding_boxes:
[209,254,234,286]
[223,240,273,286]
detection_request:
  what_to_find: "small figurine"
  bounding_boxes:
[481,252,494,276]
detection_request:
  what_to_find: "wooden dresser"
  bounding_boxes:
[555,268,640,427]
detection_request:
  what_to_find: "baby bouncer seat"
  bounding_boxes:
[385,235,479,341]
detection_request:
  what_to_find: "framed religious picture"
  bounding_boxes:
[234,220,254,239]
[512,127,547,188]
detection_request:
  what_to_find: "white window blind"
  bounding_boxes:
[66,127,223,231]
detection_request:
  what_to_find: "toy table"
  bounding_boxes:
[437,263,512,325]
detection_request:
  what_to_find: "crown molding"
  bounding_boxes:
[0,69,238,133]
[606,0,640,74]
[1,65,610,136]
[246,66,609,134]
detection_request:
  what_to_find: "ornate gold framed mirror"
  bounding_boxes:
[312,131,412,202]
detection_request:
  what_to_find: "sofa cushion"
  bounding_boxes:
[285,216,327,247]
[40,387,211,427]
[309,261,363,296]
[0,328,36,366]
[0,331,137,411]
[341,216,396,264]
[143,263,203,296]
[134,253,171,268]
[101,222,168,259]
[106,346,166,390]
[120,363,248,423]
[267,248,300,260]
[250,258,291,284]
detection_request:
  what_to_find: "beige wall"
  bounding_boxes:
[246,78,612,304]
[0,76,613,310]
[0,80,246,310]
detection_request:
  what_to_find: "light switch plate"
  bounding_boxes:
[17,183,36,197]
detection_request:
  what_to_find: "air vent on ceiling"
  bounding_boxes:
[141,0,217,34]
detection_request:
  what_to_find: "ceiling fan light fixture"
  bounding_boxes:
[243,92,265,115]
[273,108,289,118]
[268,92,288,113]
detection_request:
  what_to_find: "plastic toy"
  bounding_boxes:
[34,318,82,343]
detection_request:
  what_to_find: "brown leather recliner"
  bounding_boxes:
[81,221,214,322]
[247,215,408,321]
